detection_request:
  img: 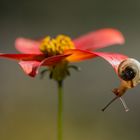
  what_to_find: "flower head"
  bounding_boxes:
[2,28,139,111]
[0,28,125,82]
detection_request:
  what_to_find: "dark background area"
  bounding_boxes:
[0,0,140,140]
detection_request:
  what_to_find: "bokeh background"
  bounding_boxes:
[0,0,140,140]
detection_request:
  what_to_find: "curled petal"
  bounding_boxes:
[0,53,45,61]
[64,49,128,74]
[94,52,128,73]
[73,28,125,50]
[19,54,71,77]
[19,61,40,77]
[15,38,42,54]
[64,49,96,62]
[40,54,71,66]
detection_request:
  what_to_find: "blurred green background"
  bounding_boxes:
[0,0,140,140]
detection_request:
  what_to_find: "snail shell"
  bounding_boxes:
[118,58,140,88]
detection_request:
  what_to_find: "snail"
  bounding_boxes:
[102,58,140,112]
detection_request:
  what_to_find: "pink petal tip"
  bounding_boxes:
[73,28,125,51]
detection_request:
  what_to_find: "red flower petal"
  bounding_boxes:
[94,52,128,73]
[40,54,71,66]
[64,49,128,74]
[64,49,97,62]
[73,28,125,51]
[0,53,45,61]
[19,54,71,77]
[19,61,40,77]
[15,38,42,54]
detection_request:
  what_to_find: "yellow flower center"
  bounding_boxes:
[39,35,75,55]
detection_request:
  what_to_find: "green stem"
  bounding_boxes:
[57,81,63,140]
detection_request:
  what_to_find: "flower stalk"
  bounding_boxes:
[57,81,63,140]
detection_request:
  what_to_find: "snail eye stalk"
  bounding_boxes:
[101,96,129,112]
[119,97,129,112]
[101,96,118,111]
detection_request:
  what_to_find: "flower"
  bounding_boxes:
[2,28,139,111]
[0,28,125,81]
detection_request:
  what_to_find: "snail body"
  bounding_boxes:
[113,58,140,97]
[102,58,140,112]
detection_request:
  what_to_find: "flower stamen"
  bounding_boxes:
[40,35,75,56]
